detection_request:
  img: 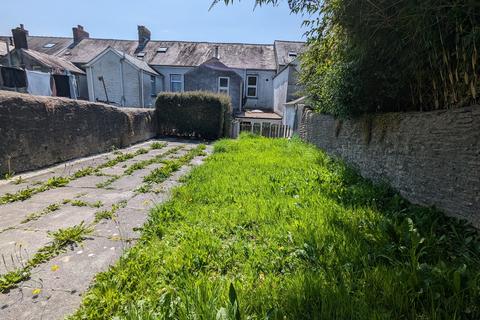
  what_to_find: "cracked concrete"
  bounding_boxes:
[0,139,211,320]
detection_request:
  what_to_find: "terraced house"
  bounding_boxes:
[0,25,305,124]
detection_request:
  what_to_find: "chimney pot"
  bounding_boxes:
[12,24,28,50]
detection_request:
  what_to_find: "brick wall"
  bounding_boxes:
[300,107,480,227]
[0,91,157,175]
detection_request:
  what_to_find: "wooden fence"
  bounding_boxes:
[231,120,293,138]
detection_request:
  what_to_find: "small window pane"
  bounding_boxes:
[171,74,181,82]
[220,78,229,87]
[247,76,257,86]
[247,87,257,97]
[171,82,182,92]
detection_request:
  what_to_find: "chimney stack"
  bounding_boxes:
[73,25,89,45]
[12,24,28,50]
[137,25,151,48]
[214,46,219,59]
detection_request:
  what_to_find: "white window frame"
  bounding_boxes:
[170,74,183,92]
[150,75,156,96]
[218,77,230,95]
[246,75,258,98]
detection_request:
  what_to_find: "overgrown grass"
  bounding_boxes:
[0,222,92,293]
[70,136,480,319]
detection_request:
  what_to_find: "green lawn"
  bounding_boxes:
[71,135,480,320]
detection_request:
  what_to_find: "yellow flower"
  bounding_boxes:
[32,288,41,295]
[51,265,60,272]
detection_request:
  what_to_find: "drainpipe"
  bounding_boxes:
[87,66,95,102]
[139,70,145,108]
[120,54,126,106]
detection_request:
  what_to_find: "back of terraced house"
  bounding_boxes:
[0,24,305,126]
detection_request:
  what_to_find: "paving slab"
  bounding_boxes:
[22,206,98,232]
[0,229,50,274]
[0,139,211,320]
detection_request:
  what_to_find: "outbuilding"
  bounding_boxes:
[84,47,163,108]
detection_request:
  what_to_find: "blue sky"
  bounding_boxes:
[1,0,307,43]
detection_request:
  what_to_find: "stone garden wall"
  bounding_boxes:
[0,91,157,175]
[300,106,480,227]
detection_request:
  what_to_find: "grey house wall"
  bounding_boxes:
[151,65,275,110]
[86,50,161,107]
[151,66,193,92]
[184,66,243,112]
[274,65,302,116]
[300,107,480,228]
[242,69,275,110]
[273,67,289,115]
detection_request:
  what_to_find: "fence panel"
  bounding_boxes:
[235,120,293,138]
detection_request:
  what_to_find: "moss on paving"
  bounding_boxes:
[70,136,480,319]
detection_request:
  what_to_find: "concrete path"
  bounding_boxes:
[0,139,211,320]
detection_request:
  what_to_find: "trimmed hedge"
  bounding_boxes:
[155,91,232,140]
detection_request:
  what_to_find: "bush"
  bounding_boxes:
[156,91,232,140]
[275,0,480,117]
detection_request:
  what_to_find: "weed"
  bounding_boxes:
[72,167,98,179]
[150,142,167,150]
[64,199,104,208]
[49,222,93,246]
[3,172,15,180]
[22,203,61,224]
[96,176,120,189]
[94,201,127,223]
[13,176,25,185]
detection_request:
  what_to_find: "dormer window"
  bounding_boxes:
[288,51,298,58]
[137,52,146,59]
[157,47,168,53]
[43,43,56,48]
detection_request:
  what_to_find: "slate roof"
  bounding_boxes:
[145,41,276,70]
[57,38,277,70]
[0,34,305,71]
[0,36,72,56]
[21,49,85,74]
[197,57,242,73]
[0,41,13,57]
[274,40,306,67]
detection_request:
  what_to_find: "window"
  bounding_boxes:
[218,77,229,95]
[43,43,55,48]
[157,47,168,53]
[137,52,146,59]
[246,75,258,98]
[170,74,183,92]
[150,76,156,96]
[288,51,298,58]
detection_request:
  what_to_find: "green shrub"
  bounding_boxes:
[300,0,480,117]
[156,91,232,140]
